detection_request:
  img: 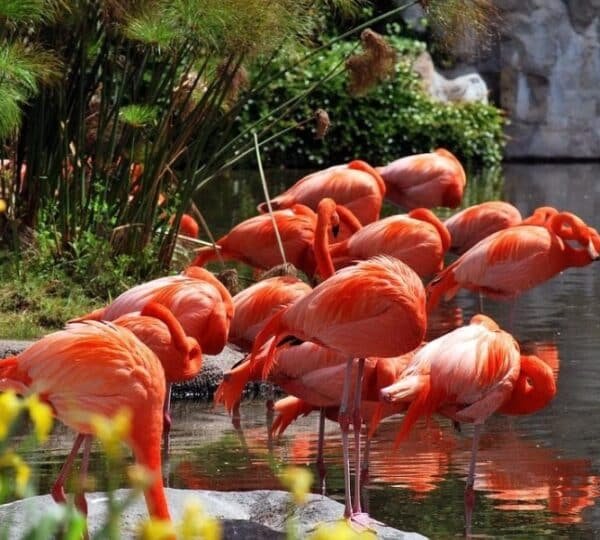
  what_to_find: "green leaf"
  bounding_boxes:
[118,104,160,128]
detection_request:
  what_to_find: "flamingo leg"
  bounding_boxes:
[316,407,327,495]
[51,433,86,504]
[162,382,172,456]
[360,428,371,486]
[266,382,275,454]
[74,435,92,517]
[352,358,365,515]
[465,423,482,538]
[338,358,354,518]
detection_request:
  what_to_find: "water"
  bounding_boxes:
[13,163,600,538]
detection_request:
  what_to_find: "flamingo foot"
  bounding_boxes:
[347,512,382,532]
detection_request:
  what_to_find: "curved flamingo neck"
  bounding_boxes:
[314,198,337,279]
[141,302,189,353]
[498,355,556,415]
[348,160,386,197]
[550,213,598,266]
[408,208,451,252]
[522,206,558,226]
[335,204,362,234]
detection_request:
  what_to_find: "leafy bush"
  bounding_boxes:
[238,34,505,169]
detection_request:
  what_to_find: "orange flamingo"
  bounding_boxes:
[257,160,385,228]
[247,253,426,523]
[217,341,417,493]
[426,211,600,313]
[0,320,172,525]
[328,207,451,277]
[378,314,556,535]
[177,214,200,238]
[72,266,233,356]
[190,203,360,277]
[228,276,312,352]
[113,302,203,453]
[444,201,522,254]
[377,148,466,209]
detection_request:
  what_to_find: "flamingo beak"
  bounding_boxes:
[588,238,600,260]
[332,223,340,238]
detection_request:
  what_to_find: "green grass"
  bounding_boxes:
[0,269,101,339]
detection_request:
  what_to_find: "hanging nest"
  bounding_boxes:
[345,29,398,97]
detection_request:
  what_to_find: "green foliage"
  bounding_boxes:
[237,34,505,169]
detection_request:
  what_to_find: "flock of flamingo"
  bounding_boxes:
[1,148,599,536]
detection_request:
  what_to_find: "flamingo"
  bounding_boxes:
[113,302,203,454]
[217,341,417,494]
[257,160,385,229]
[426,211,600,313]
[247,253,427,524]
[328,207,451,277]
[377,148,466,210]
[0,319,172,527]
[178,214,200,238]
[378,314,556,535]
[444,201,522,254]
[190,202,361,277]
[72,266,233,356]
[228,276,312,352]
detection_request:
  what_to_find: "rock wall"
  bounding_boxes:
[400,1,600,159]
[497,0,600,158]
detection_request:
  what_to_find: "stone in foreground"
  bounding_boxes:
[0,488,427,539]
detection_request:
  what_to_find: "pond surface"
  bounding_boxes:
[17,163,600,538]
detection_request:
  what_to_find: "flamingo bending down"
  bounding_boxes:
[377,148,466,210]
[72,266,233,356]
[328,207,451,277]
[426,211,600,313]
[378,314,556,535]
[0,320,172,526]
[216,341,417,494]
[113,302,203,454]
[257,160,386,230]
[444,201,522,254]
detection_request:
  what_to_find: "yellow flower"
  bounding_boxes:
[0,199,6,213]
[127,464,156,491]
[0,391,22,440]
[137,518,176,540]
[279,466,313,505]
[0,451,31,496]
[24,394,54,443]
[309,520,377,540]
[89,408,131,460]
[179,499,222,540]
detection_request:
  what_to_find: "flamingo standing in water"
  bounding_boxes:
[257,160,385,234]
[0,319,173,527]
[378,314,556,535]
[247,249,426,524]
[328,207,451,277]
[377,148,466,210]
[444,201,522,254]
[426,211,600,313]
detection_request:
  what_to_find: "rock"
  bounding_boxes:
[0,489,427,539]
[0,340,255,402]
[0,340,30,357]
[412,51,489,104]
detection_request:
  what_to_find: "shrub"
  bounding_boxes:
[237,34,505,169]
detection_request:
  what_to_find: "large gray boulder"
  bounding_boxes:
[0,489,427,539]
